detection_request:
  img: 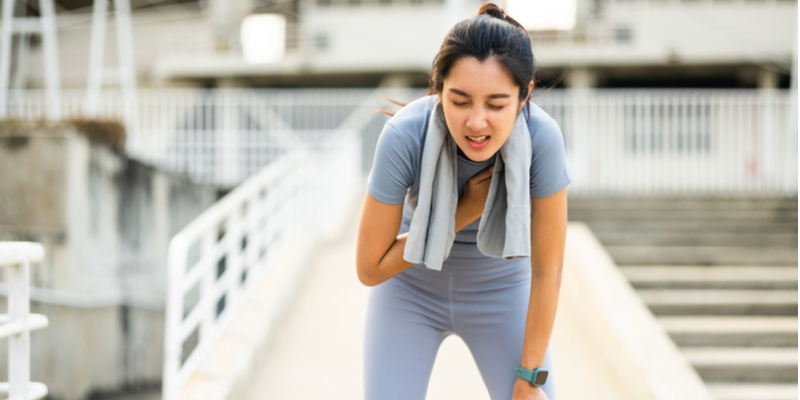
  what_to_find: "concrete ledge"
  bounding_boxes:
[554,222,714,400]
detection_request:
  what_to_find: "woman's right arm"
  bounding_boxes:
[356,194,412,286]
[356,165,494,286]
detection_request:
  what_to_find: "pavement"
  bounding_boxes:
[243,209,635,400]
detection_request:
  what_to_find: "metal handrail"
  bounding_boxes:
[0,242,49,400]
[161,128,360,400]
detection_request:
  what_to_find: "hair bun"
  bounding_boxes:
[477,3,528,36]
[478,3,506,20]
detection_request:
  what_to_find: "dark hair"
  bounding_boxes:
[378,3,535,117]
[429,3,536,101]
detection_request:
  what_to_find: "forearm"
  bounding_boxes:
[519,266,562,370]
[366,232,414,285]
[455,197,482,233]
[520,189,568,372]
[363,200,480,286]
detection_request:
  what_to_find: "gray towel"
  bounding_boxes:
[404,101,532,271]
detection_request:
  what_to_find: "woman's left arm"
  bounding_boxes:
[512,187,568,400]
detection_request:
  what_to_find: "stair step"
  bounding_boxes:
[607,246,798,266]
[569,208,798,222]
[706,382,798,400]
[595,232,798,247]
[658,316,798,347]
[638,289,798,316]
[621,266,798,290]
[682,347,798,383]
[569,198,798,212]
[585,220,797,234]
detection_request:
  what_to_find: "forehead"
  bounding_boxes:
[443,56,517,95]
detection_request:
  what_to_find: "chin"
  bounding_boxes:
[462,149,497,163]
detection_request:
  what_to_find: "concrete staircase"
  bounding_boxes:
[569,198,798,400]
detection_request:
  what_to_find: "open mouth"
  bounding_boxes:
[465,135,490,149]
[466,135,489,143]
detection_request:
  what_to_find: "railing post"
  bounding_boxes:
[217,89,241,186]
[163,237,187,400]
[0,242,47,400]
[8,258,31,400]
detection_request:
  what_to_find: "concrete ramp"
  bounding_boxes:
[241,216,710,399]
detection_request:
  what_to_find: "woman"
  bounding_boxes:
[356,4,571,400]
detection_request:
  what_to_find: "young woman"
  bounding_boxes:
[356,4,571,400]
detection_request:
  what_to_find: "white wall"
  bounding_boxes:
[302,5,449,72]
[17,1,798,86]
[536,2,797,67]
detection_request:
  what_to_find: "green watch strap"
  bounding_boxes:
[516,366,549,387]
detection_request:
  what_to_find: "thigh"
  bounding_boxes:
[363,277,449,400]
[455,276,558,400]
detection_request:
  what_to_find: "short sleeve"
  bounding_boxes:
[529,119,573,198]
[367,123,416,204]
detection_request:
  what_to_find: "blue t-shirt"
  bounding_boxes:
[367,95,572,244]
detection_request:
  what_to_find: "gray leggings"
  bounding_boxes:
[364,243,557,400]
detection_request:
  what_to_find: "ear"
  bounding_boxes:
[523,81,534,103]
[518,81,535,112]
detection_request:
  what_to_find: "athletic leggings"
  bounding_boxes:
[364,242,557,400]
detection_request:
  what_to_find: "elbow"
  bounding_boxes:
[356,262,382,287]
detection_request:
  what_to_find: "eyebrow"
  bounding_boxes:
[449,88,511,99]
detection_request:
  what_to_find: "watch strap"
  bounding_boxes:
[516,366,548,387]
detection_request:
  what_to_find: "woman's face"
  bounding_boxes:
[439,56,532,162]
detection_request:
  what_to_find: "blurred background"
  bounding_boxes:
[0,0,796,400]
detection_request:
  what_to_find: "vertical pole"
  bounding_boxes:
[88,0,138,147]
[12,33,30,94]
[216,91,227,184]
[790,18,798,194]
[87,0,108,117]
[8,259,31,400]
[219,88,240,186]
[115,0,139,140]
[40,0,62,120]
[0,0,16,118]
[163,239,187,400]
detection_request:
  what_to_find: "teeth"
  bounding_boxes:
[467,136,488,143]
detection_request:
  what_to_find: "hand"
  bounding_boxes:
[458,164,494,222]
[511,379,549,400]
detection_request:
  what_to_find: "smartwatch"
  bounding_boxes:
[516,365,548,387]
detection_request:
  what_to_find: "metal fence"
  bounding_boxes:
[6,88,407,186]
[161,129,360,400]
[536,89,796,197]
[0,242,49,400]
[5,88,796,196]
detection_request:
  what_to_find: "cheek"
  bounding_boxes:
[490,113,514,130]
[443,107,466,131]
[491,113,518,141]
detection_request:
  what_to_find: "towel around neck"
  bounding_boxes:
[403,101,532,271]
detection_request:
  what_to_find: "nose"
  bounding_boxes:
[465,106,487,130]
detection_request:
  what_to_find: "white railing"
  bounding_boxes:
[0,243,49,400]
[534,89,796,197]
[161,128,360,400]
[4,88,416,186]
[4,88,795,196]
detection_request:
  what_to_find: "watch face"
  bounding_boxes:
[534,371,548,385]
